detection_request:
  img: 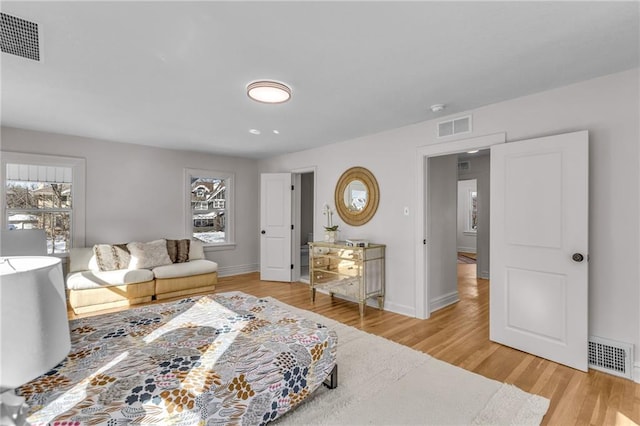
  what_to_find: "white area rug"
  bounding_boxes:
[271,298,550,425]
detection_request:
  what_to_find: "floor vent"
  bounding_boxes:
[588,336,633,379]
[437,115,472,138]
[1,12,40,61]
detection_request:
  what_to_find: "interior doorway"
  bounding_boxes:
[414,132,505,319]
[293,169,315,283]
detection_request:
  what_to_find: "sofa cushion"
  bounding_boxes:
[127,239,172,269]
[66,268,155,290]
[166,239,190,263]
[93,243,130,271]
[152,259,218,279]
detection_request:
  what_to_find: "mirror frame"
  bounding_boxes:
[334,166,380,226]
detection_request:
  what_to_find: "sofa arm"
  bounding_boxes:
[68,247,96,273]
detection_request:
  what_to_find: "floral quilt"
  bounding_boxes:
[18,291,338,425]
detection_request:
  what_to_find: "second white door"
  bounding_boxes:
[490,130,589,371]
[260,173,292,282]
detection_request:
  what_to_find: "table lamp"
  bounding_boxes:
[0,256,71,425]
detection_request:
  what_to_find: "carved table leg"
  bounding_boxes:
[377,295,385,310]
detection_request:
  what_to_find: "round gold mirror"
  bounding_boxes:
[334,166,379,226]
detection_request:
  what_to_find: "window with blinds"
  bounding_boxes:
[5,163,73,254]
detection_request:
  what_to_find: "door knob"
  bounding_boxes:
[261,230,266,234]
[572,253,584,262]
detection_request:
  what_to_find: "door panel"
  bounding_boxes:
[490,130,588,371]
[505,152,562,248]
[260,173,292,282]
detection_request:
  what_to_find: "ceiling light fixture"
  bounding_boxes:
[273,130,280,134]
[249,129,261,135]
[430,104,445,112]
[467,150,479,154]
[247,80,292,104]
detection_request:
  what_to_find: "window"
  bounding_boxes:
[185,168,234,247]
[468,190,478,232]
[2,152,85,254]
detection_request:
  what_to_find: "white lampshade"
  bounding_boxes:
[0,256,71,390]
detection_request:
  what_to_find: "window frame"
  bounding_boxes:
[184,168,235,251]
[466,188,478,234]
[1,152,86,256]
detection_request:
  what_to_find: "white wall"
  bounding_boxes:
[0,127,260,276]
[258,68,640,377]
[456,179,477,253]
[428,154,459,311]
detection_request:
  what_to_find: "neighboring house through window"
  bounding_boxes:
[2,152,86,254]
[185,168,234,248]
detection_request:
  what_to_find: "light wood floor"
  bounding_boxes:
[70,266,640,425]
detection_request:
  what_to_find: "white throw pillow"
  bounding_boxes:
[189,239,205,260]
[127,239,172,269]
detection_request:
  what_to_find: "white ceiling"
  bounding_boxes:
[1,1,638,159]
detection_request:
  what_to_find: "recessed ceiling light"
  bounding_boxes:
[273,130,280,134]
[249,129,261,135]
[430,104,445,112]
[467,150,479,154]
[247,80,292,104]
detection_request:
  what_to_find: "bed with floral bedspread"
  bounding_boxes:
[17,291,338,425]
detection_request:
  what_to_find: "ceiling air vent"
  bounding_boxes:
[1,12,40,61]
[457,161,470,171]
[588,336,633,379]
[438,115,472,138]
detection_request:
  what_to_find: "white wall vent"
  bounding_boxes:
[1,13,40,61]
[588,336,633,379]
[457,161,470,171]
[437,115,472,138]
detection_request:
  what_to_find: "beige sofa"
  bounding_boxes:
[66,239,217,314]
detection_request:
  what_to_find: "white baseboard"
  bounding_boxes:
[634,363,640,384]
[217,263,259,277]
[383,300,415,317]
[430,291,460,313]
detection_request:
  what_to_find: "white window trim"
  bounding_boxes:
[184,168,235,251]
[2,151,86,255]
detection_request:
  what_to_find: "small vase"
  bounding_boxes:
[324,230,337,243]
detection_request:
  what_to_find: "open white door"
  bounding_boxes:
[490,130,588,371]
[260,173,292,282]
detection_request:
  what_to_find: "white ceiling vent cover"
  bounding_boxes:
[1,12,40,61]
[438,115,472,138]
[588,336,633,379]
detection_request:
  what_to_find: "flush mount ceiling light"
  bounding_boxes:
[430,104,445,112]
[247,80,292,104]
